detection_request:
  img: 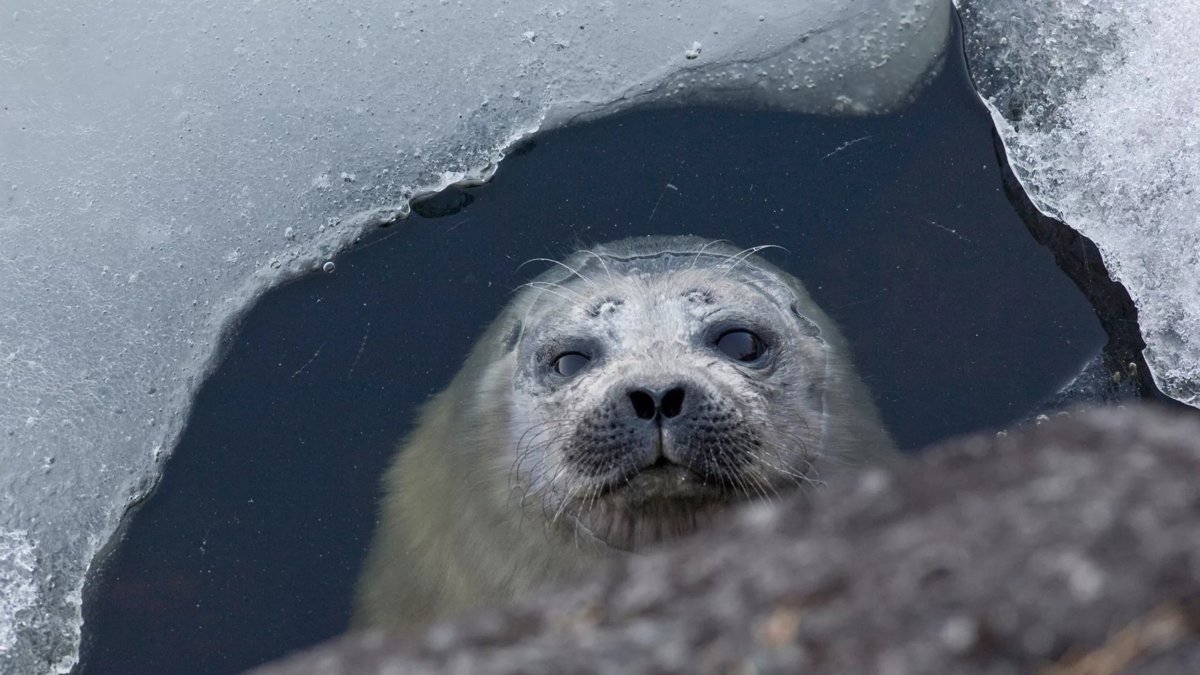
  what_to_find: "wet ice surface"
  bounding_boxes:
[0,1,950,671]
[0,531,38,656]
[957,0,1200,407]
[77,31,1107,673]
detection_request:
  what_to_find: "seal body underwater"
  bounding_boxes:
[353,235,894,631]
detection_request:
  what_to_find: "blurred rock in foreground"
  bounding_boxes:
[254,406,1200,675]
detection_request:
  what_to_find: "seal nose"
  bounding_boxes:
[628,386,686,420]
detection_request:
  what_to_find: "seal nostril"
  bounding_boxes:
[660,387,685,418]
[629,390,657,420]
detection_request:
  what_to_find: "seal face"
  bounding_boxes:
[508,244,835,550]
[353,236,893,630]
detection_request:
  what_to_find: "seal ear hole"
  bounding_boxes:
[790,303,823,339]
[715,329,766,363]
[501,322,522,353]
[552,352,591,377]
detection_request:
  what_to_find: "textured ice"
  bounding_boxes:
[0,531,38,658]
[0,0,948,671]
[957,0,1200,407]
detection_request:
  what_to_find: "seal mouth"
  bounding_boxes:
[565,460,742,550]
[593,457,731,508]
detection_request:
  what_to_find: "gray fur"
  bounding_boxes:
[352,236,894,631]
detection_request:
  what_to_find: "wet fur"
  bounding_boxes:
[353,236,894,631]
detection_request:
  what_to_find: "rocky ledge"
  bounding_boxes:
[256,405,1200,674]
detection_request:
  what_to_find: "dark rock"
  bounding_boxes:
[253,405,1200,675]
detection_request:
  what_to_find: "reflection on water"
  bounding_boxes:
[77,24,1106,675]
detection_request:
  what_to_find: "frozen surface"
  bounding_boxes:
[957,0,1200,407]
[0,530,39,664]
[0,0,949,671]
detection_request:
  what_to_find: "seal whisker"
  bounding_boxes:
[511,419,565,471]
[509,419,572,506]
[518,257,600,288]
[575,249,614,282]
[709,437,759,502]
[521,280,588,300]
[516,283,586,312]
[719,244,789,278]
[727,443,787,501]
[687,238,732,270]
[549,482,586,527]
[751,431,824,489]
[759,432,812,477]
[739,455,778,503]
[741,445,810,492]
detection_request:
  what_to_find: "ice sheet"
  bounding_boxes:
[957,0,1200,407]
[0,0,948,671]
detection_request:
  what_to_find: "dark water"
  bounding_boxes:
[77,20,1107,675]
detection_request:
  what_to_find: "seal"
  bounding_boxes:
[352,235,894,631]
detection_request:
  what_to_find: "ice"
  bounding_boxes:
[957,0,1200,407]
[0,531,38,660]
[0,0,948,671]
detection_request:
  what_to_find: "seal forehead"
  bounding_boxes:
[524,245,795,319]
[580,264,790,314]
[572,272,717,316]
[512,252,813,370]
[525,264,785,329]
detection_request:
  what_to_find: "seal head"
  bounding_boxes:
[508,239,849,549]
[353,235,893,630]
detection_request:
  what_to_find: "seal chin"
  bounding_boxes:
[565,461,743,550]
[602,460,721,505]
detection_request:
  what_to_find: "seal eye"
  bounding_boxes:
[715,329,765,363]
[552,352,590,377]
